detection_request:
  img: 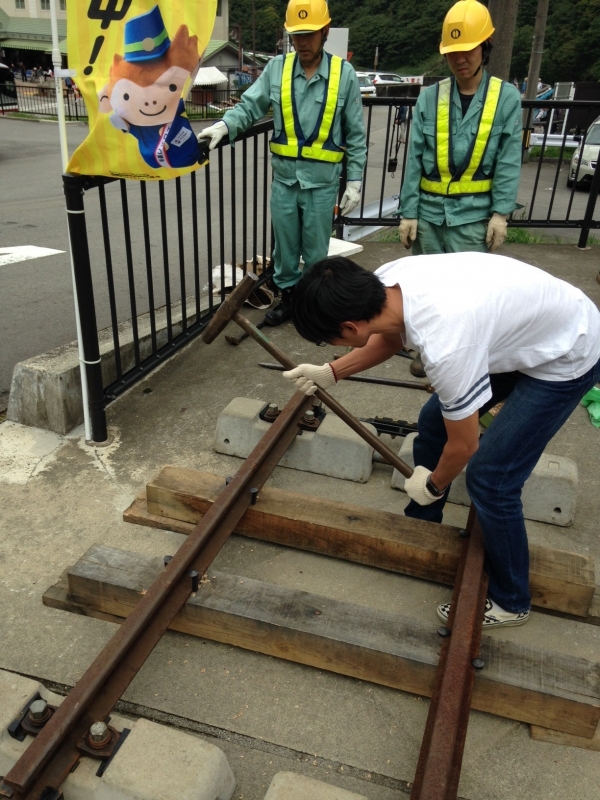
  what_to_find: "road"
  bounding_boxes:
[1,112,598,394]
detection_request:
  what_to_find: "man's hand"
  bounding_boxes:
[339,181,362,216]
[404,465,438,506]
[486,213,508,251]
[282,363,336,396]
[399,218,418,249]
[197,120,228,150]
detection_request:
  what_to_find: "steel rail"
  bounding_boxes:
[410,506,489,800]
[3,391,316,800]
[257,360,433,392]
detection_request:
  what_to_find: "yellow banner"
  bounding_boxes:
[67,1,217,180]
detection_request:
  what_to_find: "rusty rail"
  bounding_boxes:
[411,506,488,800]
[2,391,316,800]
[4,272,489,799]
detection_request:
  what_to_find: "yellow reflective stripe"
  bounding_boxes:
[302,55,343,160]
[436,79,452,187]
[299,147,344,162]
[447,178,493,194]
[420,76,502,196]
[270,53,298,157]
[458,76,502,187]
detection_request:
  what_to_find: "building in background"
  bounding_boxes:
[0,0,232,77]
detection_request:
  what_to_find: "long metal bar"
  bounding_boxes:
[3,391,316,799]
[258,361,433,392]
[411,507,488,800]
[222,310,414,479]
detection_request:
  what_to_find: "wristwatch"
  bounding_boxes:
[426,476,446,498]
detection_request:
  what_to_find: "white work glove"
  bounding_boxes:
[486,212,508,252]
[197,120,228,150]
[399,218,418,249]
[404,465,439,506]
[282,363,336,396]
[339,181,362,216]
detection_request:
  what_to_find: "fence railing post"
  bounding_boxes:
[63,173,108,443]
[577,159,600,249]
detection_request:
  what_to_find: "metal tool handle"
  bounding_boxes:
[233,313,414,479]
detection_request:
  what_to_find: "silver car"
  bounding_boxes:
[567,118,600,188]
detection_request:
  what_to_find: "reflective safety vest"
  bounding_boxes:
[269,51,345,163]
[420,74,503,197]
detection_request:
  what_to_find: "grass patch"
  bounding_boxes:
[505,228,547,244]
[367,227,400,243]
[529,145,576,158]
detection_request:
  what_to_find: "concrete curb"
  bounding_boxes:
[7,298,202,435]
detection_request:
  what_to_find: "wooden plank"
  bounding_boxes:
[124,495,600,627]
[137,466,596,618]
[56,544,600,739]
[530,722,600,751]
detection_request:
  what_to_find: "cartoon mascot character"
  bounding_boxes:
[98,5,205,169]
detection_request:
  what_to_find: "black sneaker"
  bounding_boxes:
[437,596,530,629]
[265,286,295,326]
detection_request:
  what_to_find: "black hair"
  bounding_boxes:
[482,38,493,66]
[290,256,388,344]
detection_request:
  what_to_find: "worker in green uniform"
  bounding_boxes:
[197,0,367,326]
[398,0,522,376]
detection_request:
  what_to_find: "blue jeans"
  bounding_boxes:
[405,358,600,612]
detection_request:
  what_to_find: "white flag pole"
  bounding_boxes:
[49,0,92,443]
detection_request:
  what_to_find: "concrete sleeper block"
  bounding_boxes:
[264,771,368,800]
[215,397,376,483]
[0,669,235,800]
[391,433,578,527]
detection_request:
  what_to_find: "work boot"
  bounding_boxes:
[410,354,427,378]
[265,286,295,326]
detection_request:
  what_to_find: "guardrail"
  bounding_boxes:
[64,95,600,441]
[66,120,274,442]
[335,97,600,249]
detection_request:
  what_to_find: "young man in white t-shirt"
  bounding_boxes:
[282,253,600,628]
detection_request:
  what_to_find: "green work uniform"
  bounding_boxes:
[399,73,522,255]
[223,54,366,289]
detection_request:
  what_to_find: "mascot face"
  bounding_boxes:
[108,65,189,126]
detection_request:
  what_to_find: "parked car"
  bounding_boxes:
[567,115,600,188]
[355,72,376,97]
[372,72,404,85]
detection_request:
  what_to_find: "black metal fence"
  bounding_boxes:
[67,95,600,441]
[67,120,274,442]
[335,97,600,249]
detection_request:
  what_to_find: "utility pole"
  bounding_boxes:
[524,0,550,102]
[522,0,550,161]
[486,0,520,81]
[374,46,379,72]
[252,0,257,81]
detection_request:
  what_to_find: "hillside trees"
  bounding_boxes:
[228,0,600,85]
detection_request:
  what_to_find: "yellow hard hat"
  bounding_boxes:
[285,0,331,34]
[440,0,495,54]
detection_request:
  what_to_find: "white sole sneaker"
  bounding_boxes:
[437,597,530,629]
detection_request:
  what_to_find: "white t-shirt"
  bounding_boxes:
[376,252,600,420]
